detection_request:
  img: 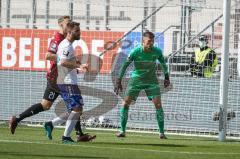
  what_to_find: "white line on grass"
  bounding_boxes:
[1,126,219,140]
[0,139,239,155]
[26,124,240,140]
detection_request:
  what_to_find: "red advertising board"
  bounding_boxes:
[0,29,124,73]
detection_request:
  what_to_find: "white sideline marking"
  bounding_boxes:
[0,139,239,155]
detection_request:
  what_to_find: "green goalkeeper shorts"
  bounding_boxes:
[125,79,161,101]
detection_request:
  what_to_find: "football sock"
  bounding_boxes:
[17,103,44,123]
[75,118,84,136]
[156,107,164,134]
[64,111,80,137]
[120,107,129,133]
[52,117,65,126]
[51,112,69,126]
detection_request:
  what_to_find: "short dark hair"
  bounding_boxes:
[66,21,80,33]
[199,35,208,42]
[58,15,71,24]
[143,30,155,39]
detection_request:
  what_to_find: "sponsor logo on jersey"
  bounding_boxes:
[63,50,70,56]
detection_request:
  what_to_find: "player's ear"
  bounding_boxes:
[59,22,64,28]
[69,30,73,34]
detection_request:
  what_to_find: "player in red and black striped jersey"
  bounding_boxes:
[8,16,70,133]
[46,32,65,83]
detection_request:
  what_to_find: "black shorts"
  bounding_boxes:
[43,81,59,102]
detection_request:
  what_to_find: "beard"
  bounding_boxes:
[73,33,80,40]
[74,35,80,40]
[144,45,153,51]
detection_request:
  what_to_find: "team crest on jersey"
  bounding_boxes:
[50,42,57,52]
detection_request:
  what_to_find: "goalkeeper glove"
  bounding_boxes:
[164,73,170,88]
[114,78,123,95]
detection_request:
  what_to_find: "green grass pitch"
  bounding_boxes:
[0,124,240,159]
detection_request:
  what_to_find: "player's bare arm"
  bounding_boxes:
[60,58,88,71]
[60,58,80,69]
[45,52,57,61]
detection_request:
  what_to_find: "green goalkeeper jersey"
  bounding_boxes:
[119,46,168,83]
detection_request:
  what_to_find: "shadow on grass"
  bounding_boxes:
[93,142,187,147]
[166,137,217,142]
[168,137,240,142]
[0,151,108,159]
[225,139,240,143]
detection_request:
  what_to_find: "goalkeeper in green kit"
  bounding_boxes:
[114,31,170,139]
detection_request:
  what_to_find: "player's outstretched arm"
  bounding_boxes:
[114,78,123,95]
[114,58,132,95]
[118,60,132,81]
[157,53,168,76]
[114,49,136,94]
[157,51,170,88]
[164,73,170,88]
